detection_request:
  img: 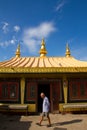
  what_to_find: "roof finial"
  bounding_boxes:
[15,44,21,58]
[65,43,71,57]
[39,38,47,57]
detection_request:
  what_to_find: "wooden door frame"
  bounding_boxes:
[37,83,50,112]
[50,81,61,113]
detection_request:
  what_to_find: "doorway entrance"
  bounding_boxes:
[37,83,50,112]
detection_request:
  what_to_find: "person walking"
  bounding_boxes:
[36,92,51,127]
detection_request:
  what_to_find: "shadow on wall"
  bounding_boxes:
[0,114,32,130]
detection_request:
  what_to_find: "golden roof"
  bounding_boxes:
[0,39,87,73]
[0,56,87,68]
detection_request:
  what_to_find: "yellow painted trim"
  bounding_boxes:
[0,104,36,112]
[59,103,87,112]
[20,78,25,104]
[0,67,87,73]
[27,104,36,112]
[63,77,68,104]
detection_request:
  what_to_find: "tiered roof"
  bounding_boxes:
[0,39,87,73]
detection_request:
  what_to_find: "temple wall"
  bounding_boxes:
[0,74,87,113]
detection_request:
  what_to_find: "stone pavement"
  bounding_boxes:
[0,113,87,130]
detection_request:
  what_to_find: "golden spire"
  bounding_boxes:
[65,43,71,57]
[39,39,47,57]
[15,44,21,58]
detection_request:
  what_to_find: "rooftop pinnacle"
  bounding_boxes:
[15,44,21,58]
[65,43,71,57]
[39,39,47,57]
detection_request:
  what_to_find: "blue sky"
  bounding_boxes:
[0,0,87,61]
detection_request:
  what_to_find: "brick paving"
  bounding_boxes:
[0,113,87,130]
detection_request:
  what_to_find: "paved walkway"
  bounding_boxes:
[0,113,87,130]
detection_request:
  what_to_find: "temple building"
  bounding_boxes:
[0,39,87,114]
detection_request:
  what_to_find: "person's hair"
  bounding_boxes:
[40,92,45,97]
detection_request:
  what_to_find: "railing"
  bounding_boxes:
[0,104,28,115]
[63,103,87,112]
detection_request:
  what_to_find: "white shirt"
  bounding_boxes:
[42,96,50,112]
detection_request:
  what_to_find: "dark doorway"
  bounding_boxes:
[37,83,50,112]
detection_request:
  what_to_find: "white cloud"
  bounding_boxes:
[0,22,20,49]
[0,41,9,46]
[71,46,87,61]
[14,25,20,32]
[2,22,9,33]
[56,0,66,12]
[23,22,56,53]
[0,36,17,47]
[10,36,17,44]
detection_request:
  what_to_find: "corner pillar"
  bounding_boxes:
[20,77,25,104]
[63,77,68,104]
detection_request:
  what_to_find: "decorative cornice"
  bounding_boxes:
[0,67,87,73]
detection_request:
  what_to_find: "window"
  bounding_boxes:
[26,82,37,101]
[71,83,78,98]
[80,83,85,97]
[10,85,16,98]
[30,86,36,98]
[2,84,8,98]
[0,81,19,101]
[69,79,87,100]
